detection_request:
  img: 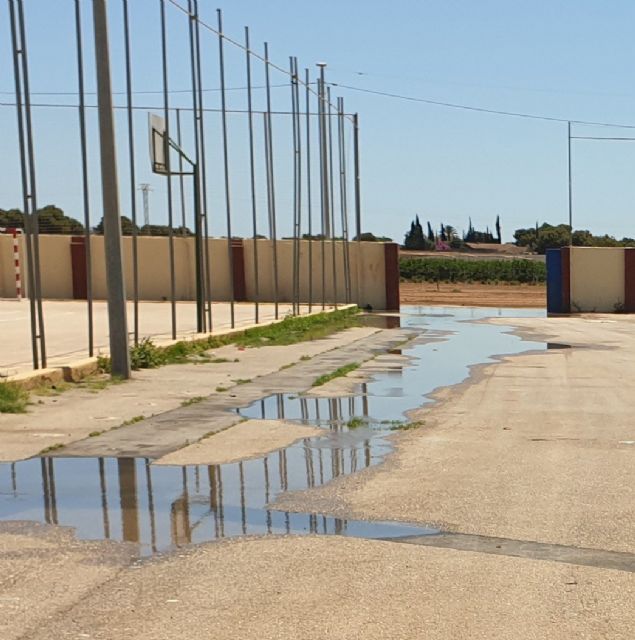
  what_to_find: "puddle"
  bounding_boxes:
[0,306,546,555]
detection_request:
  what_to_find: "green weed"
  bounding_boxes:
[312,362,360,387]
[39,442,65,455]
[181,396,205,407]
[0,382,29,413]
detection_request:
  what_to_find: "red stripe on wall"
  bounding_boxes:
[231,238,247,302]
[383,242,400,311]
[70,236,88,300]
[624,248,635,312]
[561,247,571,313]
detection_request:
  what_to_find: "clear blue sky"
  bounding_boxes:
[2,0,635,242]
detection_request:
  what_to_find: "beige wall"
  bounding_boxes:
[570,247,625,312]
[5,234,394,309]
[0,234,18,298]
[39,235,74,299]
[243,239,387,309]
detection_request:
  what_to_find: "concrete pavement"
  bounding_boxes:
[1,311,634,638]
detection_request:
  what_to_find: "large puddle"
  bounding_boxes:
[0,306,546,555]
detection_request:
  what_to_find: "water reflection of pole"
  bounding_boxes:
[98,458,111,539]
[11,462,16,494]
[362,382,369,417]
[144,458,157,552]
[239,462,247,535]
[303,439,315,488]
[40,458,51,524]
[260,399,266,419]
[217,466,225,538]
[278,450,288,492]
[208,465,219,538]
[170,467,191,547]
[276,393,285,420]
[117,458,139,543]
[263,456,272,533]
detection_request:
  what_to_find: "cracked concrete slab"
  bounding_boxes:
[50,326,418,459]
[153,419,323,466]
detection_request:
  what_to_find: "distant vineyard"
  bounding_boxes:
[400,257,546,284]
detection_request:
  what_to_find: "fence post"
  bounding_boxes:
[93,0,131,378]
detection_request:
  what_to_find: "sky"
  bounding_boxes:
[2,0,635,242]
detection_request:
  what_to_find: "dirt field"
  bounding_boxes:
[400,282,546,308]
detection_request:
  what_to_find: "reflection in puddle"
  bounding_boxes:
[0,306,545,555]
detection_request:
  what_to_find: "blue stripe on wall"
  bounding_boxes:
[546,249,563,313]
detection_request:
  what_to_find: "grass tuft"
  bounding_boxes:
[312,362,360,387]
[0,382,30,414]
[181,396,205,407]
[345,416,367,429]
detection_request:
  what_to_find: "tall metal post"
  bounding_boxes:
[122,0,139,345]
[264,42,279,318]
[316,67,327,309]
[217,9,235,328]
[11,0,46,368]
[290,57,301,315]
[567,120,573,244]
[337,97,352,303]
[327,86,338,309]
[245,26,260,323]
[353,112,362,305]
[8,0,38,369]
[305,68,313,311]
[187,0,205,333]
[193,0,212,331]
[92,0,130,378]
[75,0,94,355]
[160,0,177,340]
[317,63,330,238]
[353,113,362,240]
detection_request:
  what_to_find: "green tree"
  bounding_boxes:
[404,215,431,249]
[1,205,84,234]
[94,215,139,235]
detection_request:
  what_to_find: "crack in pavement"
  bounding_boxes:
[391,531,635,573]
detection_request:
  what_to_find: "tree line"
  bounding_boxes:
[403,215,502,250]
[0,206,191,236]
[514,223,635,254]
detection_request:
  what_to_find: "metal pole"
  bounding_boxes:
[193,165,204,332]
[176,109,187,233]
[353,112,362,305]
[317,63,330,238]
[337,97,352,303]
[290,57,300,315]
[187,0,204,333]
[264,42,279,318]
[245,26,260,324]
[8,0,38,369]
[122,0,138,346]
[15,0,46,367]
[327,86,338,309]
[217,9,235,328]
[353,113,362,239]
[160,0,177,340]
[294,58,303,315]
[568,120,573,244]
[75,0,94,355]
[316,67,327,309]
[192,0,212,331]
[305,68,313,312]
[93,0,130,378]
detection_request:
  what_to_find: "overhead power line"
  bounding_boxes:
[327,81,635,130]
